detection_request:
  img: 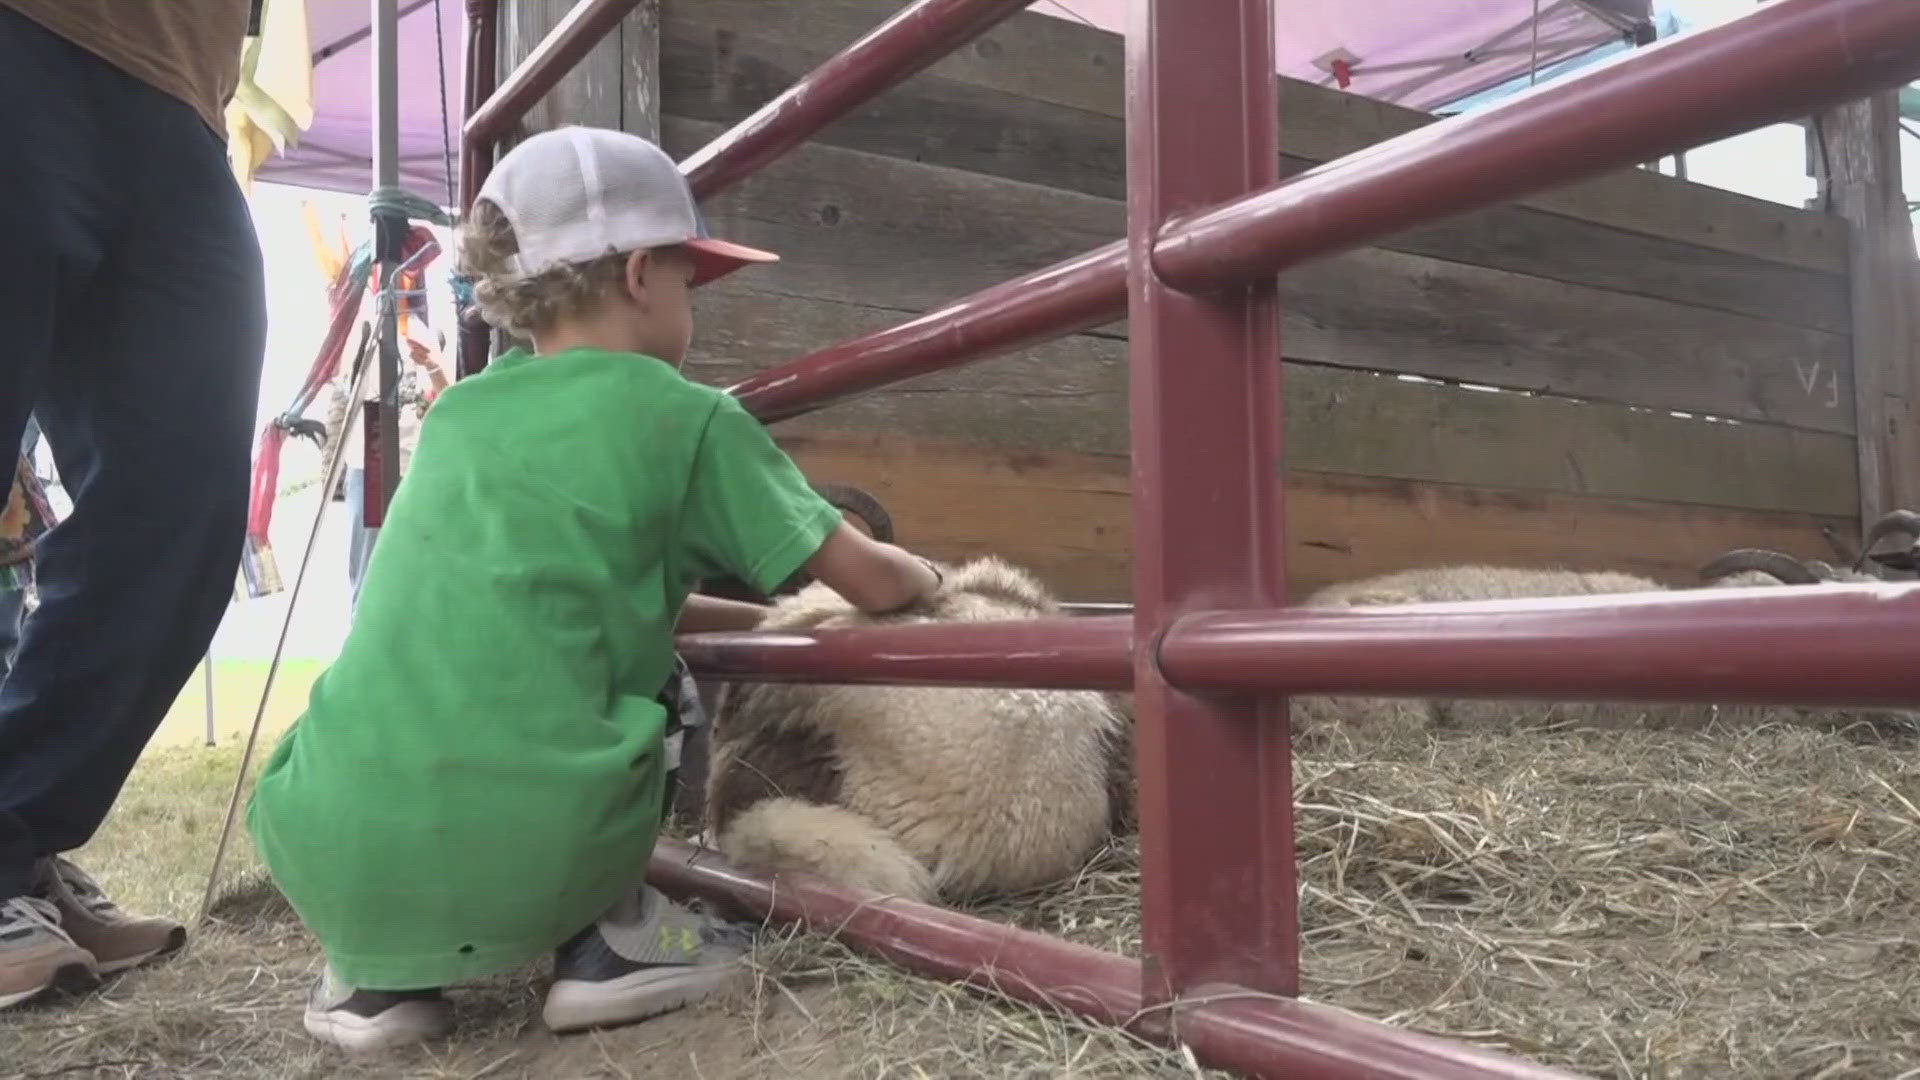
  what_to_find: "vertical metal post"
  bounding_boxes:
[1127,0,1296,1000]
[203,652,216,747]
[371,0,404,515]
[458,0,500,380]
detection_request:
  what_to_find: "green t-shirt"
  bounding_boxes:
[246,346,842,989]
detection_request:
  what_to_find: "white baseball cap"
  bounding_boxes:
[475,125,777,288]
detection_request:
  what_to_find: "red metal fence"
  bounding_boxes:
[457,1,1920,1075]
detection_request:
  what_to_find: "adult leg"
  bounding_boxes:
[0,5,131,1009]
[0,6,122,905]
[0,29,266,906]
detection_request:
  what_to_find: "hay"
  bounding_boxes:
[9,723,1920,1078]
[962,720,1920,1078]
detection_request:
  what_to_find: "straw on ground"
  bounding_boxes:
[5,718,1919,1078]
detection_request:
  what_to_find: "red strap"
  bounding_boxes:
[247,424,287,542]
[245,262,366,544]
[244,224,446,546]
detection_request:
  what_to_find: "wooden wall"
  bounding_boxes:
[655,0,1859,600]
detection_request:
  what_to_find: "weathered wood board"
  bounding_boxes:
[498,0,658,141]
[662,0,1849,278]
[772,434,1854,602]
[660,27,1849,334]
[666,117,1858,442]
[685,291,1857,520]
[647,0,1865,594]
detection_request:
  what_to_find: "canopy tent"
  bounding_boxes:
[1032,0,1653,112]
[252,0,1659,197]
[252,0,465,198]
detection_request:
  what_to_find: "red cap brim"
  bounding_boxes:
[685,237,779,288]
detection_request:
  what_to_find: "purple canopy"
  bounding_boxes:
[255,0,466,198]
[258,0,1651,196]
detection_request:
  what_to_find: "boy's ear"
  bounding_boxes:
[623,249,651,304]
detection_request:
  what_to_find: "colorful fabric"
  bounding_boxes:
[226,0,313,191]
[247,346,842,989]
[0,454,55,574]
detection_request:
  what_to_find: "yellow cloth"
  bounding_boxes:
[226,0,314,190]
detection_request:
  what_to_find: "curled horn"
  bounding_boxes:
[1856,509,1920,572]
[1699,548,1822,586]
[1820,526,1861,567]
[1802,559,1843,582]
[810,482,894,545]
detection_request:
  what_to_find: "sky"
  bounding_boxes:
[81,0,1920,671]
[1649,0,1919,212]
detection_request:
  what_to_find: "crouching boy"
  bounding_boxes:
[246,126,943,1052]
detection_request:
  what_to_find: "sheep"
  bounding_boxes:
[671,482,897,827]
[1856,509,1920,579]
[703,556,1134,903]
[1291,551,1917,749]
[1289,565,1697,748]
[1697,547,1881,588]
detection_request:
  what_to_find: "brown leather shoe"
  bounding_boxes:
[0,896,99,1009]
[34,857,185,974]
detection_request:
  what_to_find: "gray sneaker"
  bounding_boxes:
[0,896,99,1010]
[302,966,452,1052]
[542,886,753,1033]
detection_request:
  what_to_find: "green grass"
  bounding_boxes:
[150,659,324,752]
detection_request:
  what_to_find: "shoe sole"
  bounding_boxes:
[543,961,747,1034]
[0,960,102,1010]
[302,1002,454,1053]
[92,926,188,976]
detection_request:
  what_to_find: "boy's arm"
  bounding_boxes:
[676,594,772,634]
[802,521,941,615]
[679,394,941,615]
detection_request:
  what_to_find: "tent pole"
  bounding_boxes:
[203,652,215,747]
[371,0,404,520]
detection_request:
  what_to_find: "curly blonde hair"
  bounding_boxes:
[456,197,633,337]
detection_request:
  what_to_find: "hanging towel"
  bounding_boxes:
[226,0,314,190]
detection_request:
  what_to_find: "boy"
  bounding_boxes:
[246,126,944,1052]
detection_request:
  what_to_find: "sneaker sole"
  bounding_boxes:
[302,1002,454,1053]
[543,960,747,1034]
[0,960,102,1010]
[92,926,188,976]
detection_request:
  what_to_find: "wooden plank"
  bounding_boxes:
[1815,93,1920,523]
[497,0,627,139]
[620,0,662,140]
[684,288,1857,517]
[770,434,1854,602]
[664,0,1848,276]
[666,119,1854,434]
[659,24,1848,333]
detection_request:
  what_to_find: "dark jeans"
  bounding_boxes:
[0,9,267,899]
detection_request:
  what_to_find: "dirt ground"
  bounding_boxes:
[9,716,1920,1078]
[0,746,1210,1080]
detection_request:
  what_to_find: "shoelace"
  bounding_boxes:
[682,899,755,950]
[47,860,117,916]
[0,896,64,938]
